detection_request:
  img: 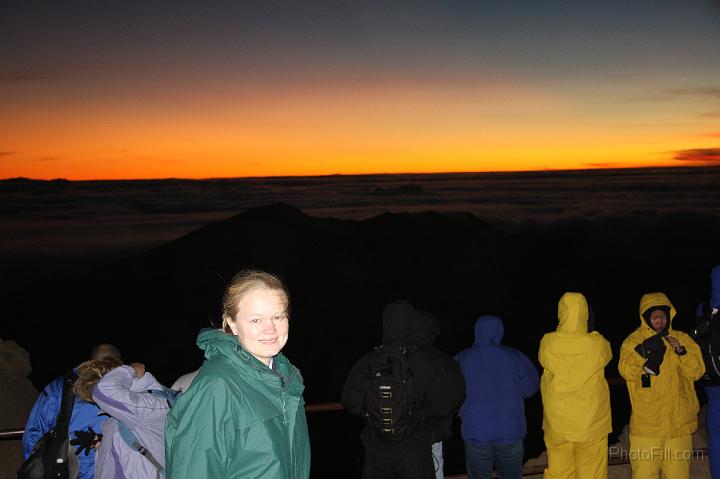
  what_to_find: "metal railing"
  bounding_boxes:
[2,377,705,477]
[0,429,23,440]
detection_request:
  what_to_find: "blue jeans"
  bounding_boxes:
[708,386,720,479]
[465,440,523,479]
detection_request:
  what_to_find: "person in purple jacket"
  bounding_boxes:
[92,362,170,479]
[454,315,540,479]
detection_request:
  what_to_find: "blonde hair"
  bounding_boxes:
[73,357,123,402]
[221,269,289,334]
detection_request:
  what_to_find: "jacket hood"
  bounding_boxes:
[712,264,720,309]
[411,310,440,347]
[473,315,504,345]
[196,327,272,369]
[382,299,416,344]
[639,292,676,333]
[557,292,589,332]
[197,327,239,357]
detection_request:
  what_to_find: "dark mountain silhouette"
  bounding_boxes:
[2,202,718,477]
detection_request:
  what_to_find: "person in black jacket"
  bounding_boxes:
[341,300,466,479]
[413,310,466,479]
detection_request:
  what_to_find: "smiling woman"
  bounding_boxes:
[221,270,290,366]
[165,269,311,479]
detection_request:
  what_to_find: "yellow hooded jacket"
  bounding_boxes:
[618,292,704,438]
[539,292,612,442]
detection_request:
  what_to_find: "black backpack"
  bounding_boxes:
[18,371,80,479]
[363,344,418,441]
[693,306,720,386]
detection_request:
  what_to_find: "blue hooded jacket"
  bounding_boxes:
[454,316,539,445]
[23,374,108,479]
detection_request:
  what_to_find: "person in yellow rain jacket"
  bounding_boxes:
[619,292,705,479]
[539,292,612,479]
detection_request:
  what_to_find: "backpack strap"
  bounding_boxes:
[55,370,76,434]
[40,371,76,477]
[146,388,180,407]
[694,307,713,338]
[114,388,173,478]
[54,371,76,444]
[117,422,164,476]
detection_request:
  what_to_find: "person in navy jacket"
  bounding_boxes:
[455,316,539,479]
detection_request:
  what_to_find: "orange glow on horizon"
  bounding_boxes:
[0,151,704,181]
[2,72,718,180]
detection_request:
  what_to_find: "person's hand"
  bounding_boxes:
[70,427,103,455]
[130,362,145,378]
[666,336,680,350]
[665,336,687,355]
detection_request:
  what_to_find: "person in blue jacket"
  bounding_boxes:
[455,315,540,479]
[22,343,122,479]
[693,264,720,478]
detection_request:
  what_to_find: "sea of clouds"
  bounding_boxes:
[1,166,719,293]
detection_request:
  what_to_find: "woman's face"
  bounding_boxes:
[228,287,289,366]
[650,309,668,332]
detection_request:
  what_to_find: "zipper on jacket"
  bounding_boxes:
[281,391,288,425]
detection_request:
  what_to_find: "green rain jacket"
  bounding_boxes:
[165,328,311,479]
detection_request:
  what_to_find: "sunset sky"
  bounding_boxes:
[2,0,720,180]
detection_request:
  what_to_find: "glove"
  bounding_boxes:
[634,335,667,376]
[71,427,102,456]
[634,334,667,355]
[643,352,663,376]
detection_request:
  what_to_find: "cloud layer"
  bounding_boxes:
[673,148,720,163]
[2,166,719,256]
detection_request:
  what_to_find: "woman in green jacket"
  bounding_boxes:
[165,270,311,479]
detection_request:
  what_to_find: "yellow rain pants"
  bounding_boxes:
[540,292,612,479]
[544,428,608,479]
[629,435,692,479]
